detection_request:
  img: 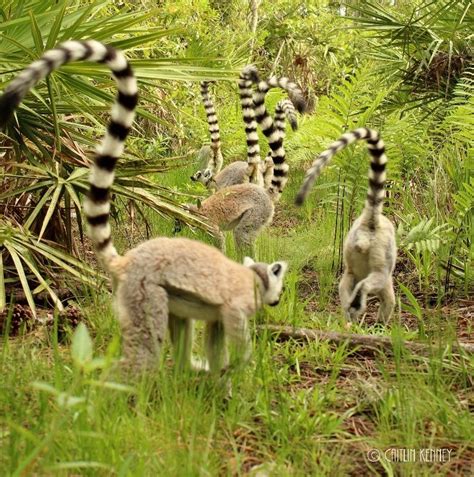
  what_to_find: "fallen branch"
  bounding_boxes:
[260,325,474,355]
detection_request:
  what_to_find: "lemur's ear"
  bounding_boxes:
[271,261,288,277]
[243,256,255,267]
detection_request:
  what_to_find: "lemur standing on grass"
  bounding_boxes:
[295,128,397,322]
[190,66,306,254]
[0,40,288,373]
[190,81,224,186]
[191,69,300,191]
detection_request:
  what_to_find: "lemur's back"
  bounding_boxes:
[120,237,256,306]
[213,161,249,189]
[198,183,273,229]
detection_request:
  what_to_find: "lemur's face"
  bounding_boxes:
[191,168,213,185]
[244,257,288,306]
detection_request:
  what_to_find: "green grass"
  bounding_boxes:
[1,161,472,476]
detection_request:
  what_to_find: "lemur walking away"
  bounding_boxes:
[296,128,396,322]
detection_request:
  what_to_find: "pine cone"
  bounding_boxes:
[57,305,83,342]
[0,304,34,335]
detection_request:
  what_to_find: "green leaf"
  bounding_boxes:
[37,181,63,241]
[6,246,36,318]
[31,381,60,396]
[71,323,93,368]
[45,0,66,50]
[29,10,44,53]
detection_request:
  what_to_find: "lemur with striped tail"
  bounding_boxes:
[191,96,302,255]
[0,40,288,373]
[201,96,298,192]
[295,128,396,322]
[190,81,224,186]
[191,68,267,190]
[191,67,301,191]
[250,70,307,200]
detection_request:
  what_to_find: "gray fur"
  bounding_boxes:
[296,128,397,322]
[195,183,274,256]
[113,238,287,372]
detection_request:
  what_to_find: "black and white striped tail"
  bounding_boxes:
[269,99,298,196]
[200,81,222,173]
[239,65,261,184]
[252,75,306,197]
[295,128,387,227]
[0,40,138,265]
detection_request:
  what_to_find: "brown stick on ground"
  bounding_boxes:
[260,325,474,355]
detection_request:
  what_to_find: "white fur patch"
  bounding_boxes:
[268,131,283,143]
[97,135,125,158]
[116,76,137,96]
[98,241,118,260]
[111,103,135,127]
[83,200,110,216]
[106,53,128,72]
[60,41,87,61]
[240,97,253,106]
[42,49,68,68]
[83,40,107,61]
[90,167,115,189]
[89,223,111,243]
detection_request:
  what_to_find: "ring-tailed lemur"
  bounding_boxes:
[250,70,306,199]
[191,97,302,254]
[191,67,300,192]
[295,128,396,322]
[190,81,223,185]
[0,40,288,373]
[193,101,298,192]
[191,67,263,190]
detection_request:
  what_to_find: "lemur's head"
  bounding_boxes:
[190,168,213,186]
[244,257,288,306]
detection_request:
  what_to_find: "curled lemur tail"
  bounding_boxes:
[200,81,223,173]
[295,128,387,227]
[251,74,306,198]
[239,66,262,183]
[0,40,138,267]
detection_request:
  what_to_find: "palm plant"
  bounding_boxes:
[346,0,473,108]
[0,0,238,314]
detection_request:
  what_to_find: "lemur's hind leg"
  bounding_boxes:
[211,229,226,254]
[339,271,356,320]
[223,308,252,370]
[168,315,194,370]
[376,277,395,323]
[233,209,266,257]
[205,321,228,373]
[117,282,168,372]
[347,271,390,321]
